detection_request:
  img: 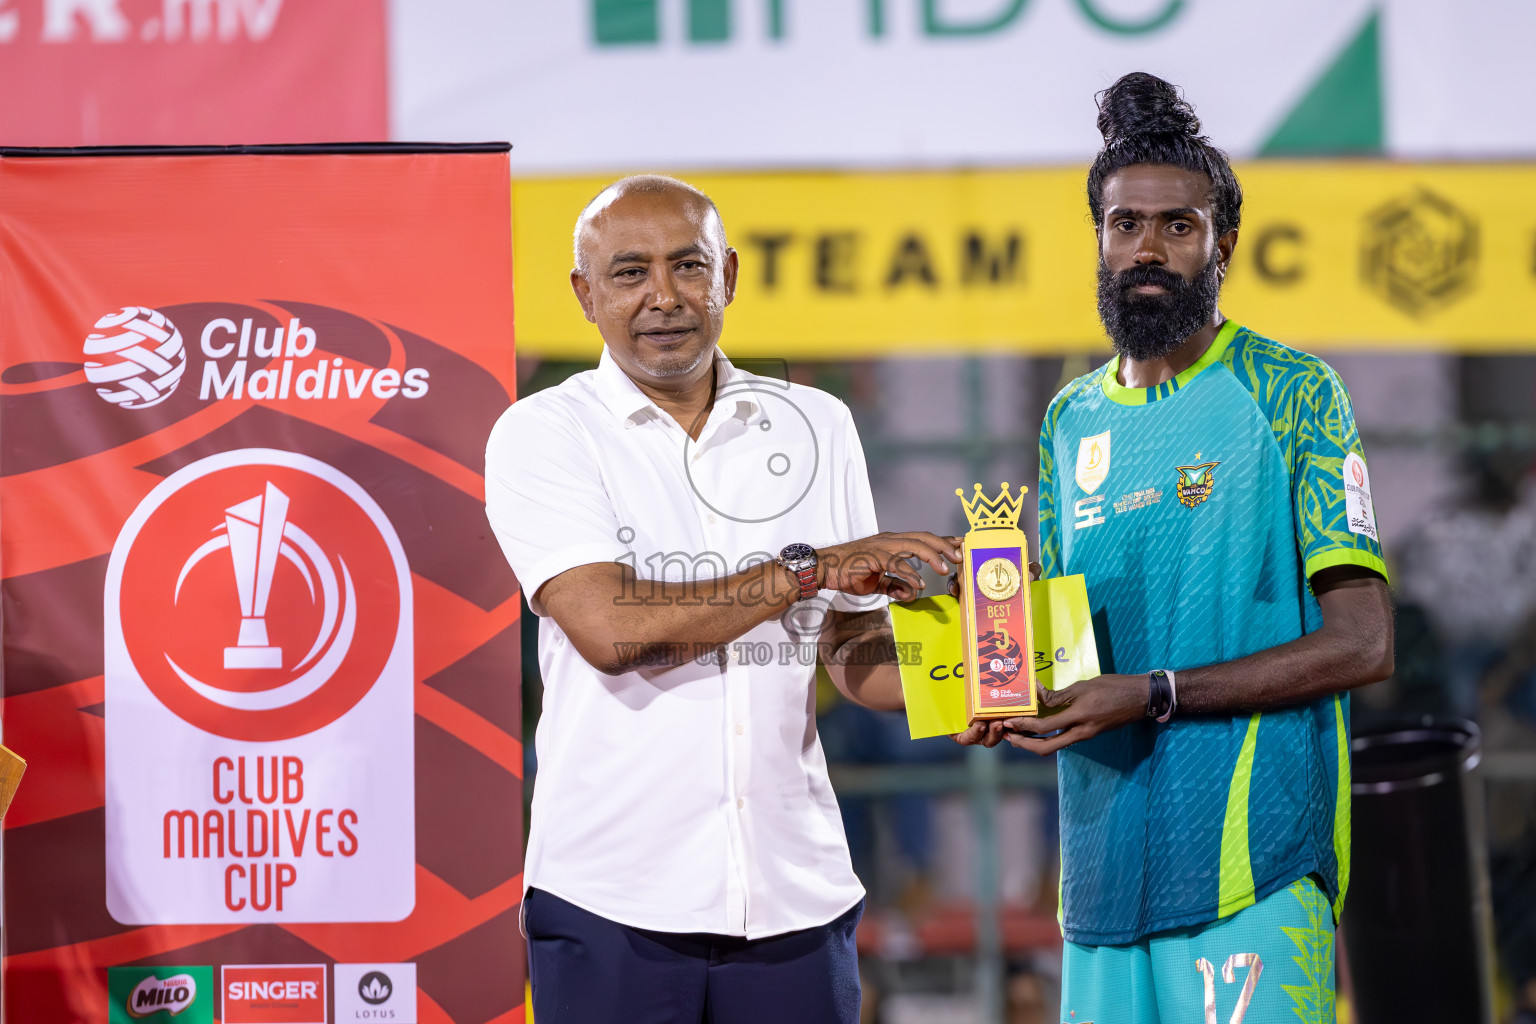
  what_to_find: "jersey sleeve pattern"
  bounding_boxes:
[1221,328,1388,583]
[1037,370,1100,580]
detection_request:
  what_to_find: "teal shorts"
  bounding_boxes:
[1061,877,1336,1024]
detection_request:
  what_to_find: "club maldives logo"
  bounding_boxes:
[1343,451,1379,541]
[84,306,189,409]
[106,449,416,925]
[80,304,433,409]
[176,479,356,680]
[112,450,401,742]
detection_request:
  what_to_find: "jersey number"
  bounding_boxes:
[1195,954,1263,1024]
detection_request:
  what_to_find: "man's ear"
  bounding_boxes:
[722,248,739,307]
[1216,228,1239,280]
[570,268,597,323]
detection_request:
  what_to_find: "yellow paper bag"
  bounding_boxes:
[891,574,1100,740]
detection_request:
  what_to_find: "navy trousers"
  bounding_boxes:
[525,888,863,1024]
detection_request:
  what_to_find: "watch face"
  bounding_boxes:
[779,542,816,565]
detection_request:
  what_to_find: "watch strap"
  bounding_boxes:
[1158,668,1178,723]
[1147,669,1176,722]
[792,563,819,601]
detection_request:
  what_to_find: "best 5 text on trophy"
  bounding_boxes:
[955,482,1038,719]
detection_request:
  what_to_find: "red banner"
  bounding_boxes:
[0,146,522,1024]
[0,0,386,146]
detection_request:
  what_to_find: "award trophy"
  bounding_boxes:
[954,482,1037,719]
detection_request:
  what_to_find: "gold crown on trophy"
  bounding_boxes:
[955,482,1027,531]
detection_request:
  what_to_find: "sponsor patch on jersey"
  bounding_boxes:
[1074,496,1105,530]
[1075,431,1111,495]
[1343,452,1379,541]
[1174,460,1221,509]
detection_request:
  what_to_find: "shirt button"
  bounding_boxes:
[737,798,745,810]
[728,647,741,664]
[735,723,744,736]
[707,514,718,524]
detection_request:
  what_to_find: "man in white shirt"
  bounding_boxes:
[485,175,961,1024]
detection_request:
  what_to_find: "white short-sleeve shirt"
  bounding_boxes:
[485,349,882,938]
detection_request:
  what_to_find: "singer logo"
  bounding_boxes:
[111,450,402,742]
[222,964,326,1024]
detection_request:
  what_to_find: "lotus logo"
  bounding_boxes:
[359,970,393,1005]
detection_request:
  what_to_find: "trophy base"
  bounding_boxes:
[224,646,282,669]
[970,706,1037,720]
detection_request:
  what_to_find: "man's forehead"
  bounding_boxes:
[592,191,710,233]
[1102,164,1213,213]
[581,190,720,255]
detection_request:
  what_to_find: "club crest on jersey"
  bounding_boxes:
[1174,459,1221,508]
[1075,431,1110,494]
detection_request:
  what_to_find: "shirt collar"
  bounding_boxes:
[594,347,764,430]
[593,347,657,426]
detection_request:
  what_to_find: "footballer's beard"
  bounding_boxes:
[1096,254,1223,363]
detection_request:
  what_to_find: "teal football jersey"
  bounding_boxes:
[1038,320,1387,946]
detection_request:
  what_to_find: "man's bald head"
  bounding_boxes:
[572,175,727,277]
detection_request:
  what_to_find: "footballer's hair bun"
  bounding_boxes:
[1096,72,1203,146]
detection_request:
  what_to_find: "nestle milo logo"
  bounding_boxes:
[109,966,213,1023]
[592,0,1183,46]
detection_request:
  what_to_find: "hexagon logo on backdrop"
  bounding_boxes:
[83,306,188,408]
[1360,189,1479,317]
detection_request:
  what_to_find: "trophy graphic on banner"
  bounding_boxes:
[223,482,289,669]
[955,482,1037,719]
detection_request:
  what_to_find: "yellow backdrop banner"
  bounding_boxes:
[513,163,1536,357]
